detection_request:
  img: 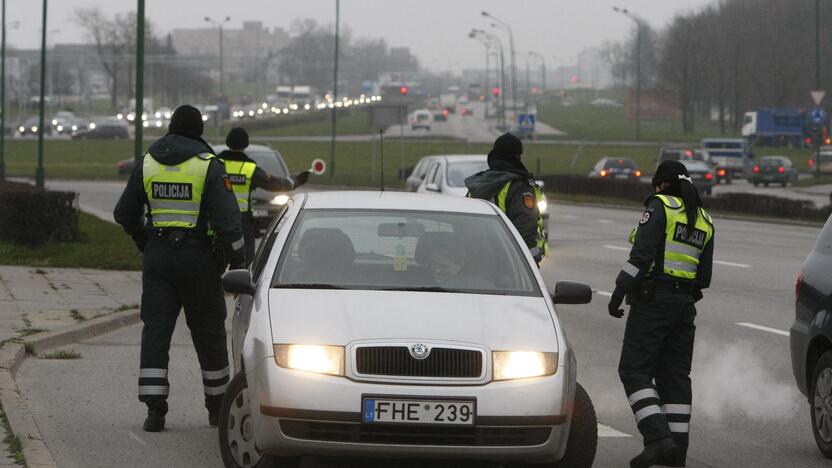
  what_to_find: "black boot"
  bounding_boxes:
[657,452,686,467]
[630,437,680,468]
[208,407,220,427]
[143,412,166,432]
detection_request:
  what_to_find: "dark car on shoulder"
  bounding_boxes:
[749,156,799,187]
[588,157,643,180]
[72,119,129,140]
[791,216,832,458]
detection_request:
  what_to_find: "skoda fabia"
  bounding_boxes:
[219,191,597,467]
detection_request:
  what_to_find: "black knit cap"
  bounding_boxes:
[168,105,204,138]
[487,133,524,166]
[652,160,690,187]
[226,127,249,150]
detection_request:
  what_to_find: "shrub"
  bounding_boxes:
[0,181,80,245]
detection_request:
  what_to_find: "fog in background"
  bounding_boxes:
[5,0,714,71]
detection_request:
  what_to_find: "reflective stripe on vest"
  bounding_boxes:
[222,159,257,212]
[495,180,550,258]
[654,194,714,280]
[143,153,213,229]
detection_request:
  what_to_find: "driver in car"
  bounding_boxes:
[426,237,492,289]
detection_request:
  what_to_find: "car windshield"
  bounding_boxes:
[760,157,786,167]
[681,161,709,172]
[605,159,637,169]
[247,149,289,178]
[446,161,488,187]
[272,209,540,296]
[703,140,743,149]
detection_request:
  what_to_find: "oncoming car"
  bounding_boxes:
[219,191,597,467]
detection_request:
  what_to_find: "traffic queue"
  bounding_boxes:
[114,105,714,468]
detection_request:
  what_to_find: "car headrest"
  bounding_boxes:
[297,228,355,266]
[414,231,461,265]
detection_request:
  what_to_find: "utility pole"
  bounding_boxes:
[329,0,339,178]
[35,0,47,189]
[483,11,517,118]
[613,6,642,141]
[205,16,230,98]
[815,0,821,177]
[135,0,145,160]
[0,0,6,181]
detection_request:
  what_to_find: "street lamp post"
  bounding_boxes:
[483,11,516,114]
[468,34,491,122]
[0,0,6,181]
[330,0,339,178]
[613,6,642,141]
[35,0,47,189]
[205,16,230,98]
[134,0,145,160]
[472,29,506,131]
[529,51,546,95]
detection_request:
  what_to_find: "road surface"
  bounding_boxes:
[15,201,825,467]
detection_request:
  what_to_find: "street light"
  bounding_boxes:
[613,6,642,141]
[468,33,492,120]
[0,5,18,180]
[205,16,231,97]
[482,11,516,113]
[529,51,546,96]
[471,29,507,130]
[35,0,47,189]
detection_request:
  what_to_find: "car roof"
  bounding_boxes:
[300,191,497,215]
[440,155,487,163]
[212,144,275,153]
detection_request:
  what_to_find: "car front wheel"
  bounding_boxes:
[219,372,301,468]
[812,351,832,458]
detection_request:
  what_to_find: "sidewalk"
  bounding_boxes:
[0,266,141,343]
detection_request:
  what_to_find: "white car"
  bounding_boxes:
[411,109,432,131]
[219,191,597,467]
[405,155,442,192]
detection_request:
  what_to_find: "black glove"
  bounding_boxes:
[133,232,148,253]
[294,171,311,188]
[228,246,246,271]
[608,290,625,318]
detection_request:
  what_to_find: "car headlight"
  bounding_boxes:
[537,198,548,214]
[89,123,96,130]
[493,351,557,381]
[274,344,344,376]
[271,194,290,205]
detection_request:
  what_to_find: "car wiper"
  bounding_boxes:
[380,286,463,293]
[274,283,349,289]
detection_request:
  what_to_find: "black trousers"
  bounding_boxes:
[138,239,230,415]
[618,291,696,453]
[242,212,257,268]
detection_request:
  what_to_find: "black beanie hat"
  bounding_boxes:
[652,160,690,187]
[168,105,204,138]
[226,127,249,150]
[487,133,524,166]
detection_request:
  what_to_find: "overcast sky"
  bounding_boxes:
[7,0,715,71]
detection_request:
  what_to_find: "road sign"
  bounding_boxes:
[810,108,827,124]
[811,90,826,106]
[518,113,536,132]
[310,159,327,175]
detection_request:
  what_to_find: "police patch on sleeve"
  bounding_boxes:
[639,211,651,225]
[523,193,535,209]
[222,174,233,192]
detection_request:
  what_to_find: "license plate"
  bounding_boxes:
[252,209,269,217]
[362,397,475,425]
[614,174,629,179]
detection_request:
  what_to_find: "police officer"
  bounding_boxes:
[113,105,244,432]
[607,160,714,468]
[465,133,548,263]
[217,127,310,266]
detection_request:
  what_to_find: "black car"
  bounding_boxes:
[679,159,716,196]
[750,156,799,187]
[17,117,51,137]
[72,120,129,140]
[791,216,832,458]
[588,157,643,180]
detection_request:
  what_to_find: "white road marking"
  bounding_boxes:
[598,219,613,224]
[595,290,613,297]
[715,260,751,268]
[79,203,115,223]
[736,322,789,337]
[598,424,632,438]
[603,245,630,252]
[127,431,147,446]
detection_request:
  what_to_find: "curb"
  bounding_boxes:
[0,309,141,468]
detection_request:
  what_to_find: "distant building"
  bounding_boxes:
[171,21,289,86]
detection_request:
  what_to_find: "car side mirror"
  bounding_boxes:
[551,281,592,305]
[223,269,255,296]
[425,183,439,192]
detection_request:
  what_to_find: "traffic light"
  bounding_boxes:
[492,86,501,97]
[399,85,409,96]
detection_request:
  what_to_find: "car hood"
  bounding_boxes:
[267,289,558,352]
[443,186,469,197]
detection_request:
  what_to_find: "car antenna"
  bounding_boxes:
[379,128,385,192]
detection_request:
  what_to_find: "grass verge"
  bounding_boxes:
[0,212,142,270]
[39,349,82,360]
[0,404,25,466]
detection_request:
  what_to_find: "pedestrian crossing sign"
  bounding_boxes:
[518,113,536,132]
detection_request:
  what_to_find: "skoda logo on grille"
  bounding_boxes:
[409,343,430,360]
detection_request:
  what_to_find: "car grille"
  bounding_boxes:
[280,420,550,447]
[355,346,483,378]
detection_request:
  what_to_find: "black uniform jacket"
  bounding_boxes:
[113,133,243,250]
[614,195,714,295]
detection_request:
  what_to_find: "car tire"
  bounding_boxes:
[811,351,832,459]
[219,372,301,468]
